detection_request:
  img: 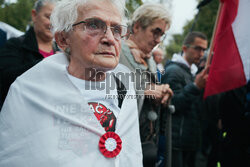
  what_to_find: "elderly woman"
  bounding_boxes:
[119,3,173,166]
[0,0,60,107]
[0,0,142,166]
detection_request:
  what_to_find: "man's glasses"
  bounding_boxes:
[72,18,130,40]
[151,28,166,41]
[187,45,207,52]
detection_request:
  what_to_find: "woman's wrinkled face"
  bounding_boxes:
[32,3,54,42]
[67,0,122,72]
[134,19,167,54]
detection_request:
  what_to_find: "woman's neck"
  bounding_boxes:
[37,36,53,52]
[68,62,106,82]
[126,37,150,67]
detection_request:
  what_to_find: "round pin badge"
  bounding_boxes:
[99,132,122,158]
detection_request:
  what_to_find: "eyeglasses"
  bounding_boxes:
[187,45,207,52]
[151,28,166,41]
[72,18,130,40]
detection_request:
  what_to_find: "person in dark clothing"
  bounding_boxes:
[192,54,222,167]
[0,29,7,48]
[0,0,59,108]
[159,31,208,167]
[219,81,250,167]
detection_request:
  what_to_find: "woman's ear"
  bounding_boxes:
[55,31,70,51]
[31,9,37,23]
[132,22,141,34]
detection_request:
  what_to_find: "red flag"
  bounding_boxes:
[204,0,250,97]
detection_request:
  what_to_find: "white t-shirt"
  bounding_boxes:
[66,70,120,117]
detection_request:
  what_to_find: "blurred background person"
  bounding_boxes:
[119,3,173,167]
[192,54,223,167]
[161,31,208,167]
[0,0,59,108]
[152,47,165,81]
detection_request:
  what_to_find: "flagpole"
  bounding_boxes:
[206,2,224,67]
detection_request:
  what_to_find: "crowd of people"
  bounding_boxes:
[0,0,249,167]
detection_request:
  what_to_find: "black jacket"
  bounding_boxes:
[162,61,202,150]
[0,27,58,106]
[219,84,250,166]
[219,85,249,147]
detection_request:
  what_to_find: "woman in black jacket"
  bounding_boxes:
[0,0,59,107]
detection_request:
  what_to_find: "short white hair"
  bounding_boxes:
[50,0,127,34]
[131,3,171,30]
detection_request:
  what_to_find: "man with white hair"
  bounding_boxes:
[152,47,165,81]
[0,0,142,166]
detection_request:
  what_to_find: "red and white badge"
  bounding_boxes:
[99,132,122,158]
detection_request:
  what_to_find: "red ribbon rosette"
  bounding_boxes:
[99,132,122,158]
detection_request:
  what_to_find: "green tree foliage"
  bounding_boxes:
[183,0,219,44]
[165,34,184,60]
[0,0,142,32]
[166,0,219,60]
[0,0,35,31]
[0,0,4,5]
[126,0,143,17]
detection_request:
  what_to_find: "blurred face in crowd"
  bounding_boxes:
[183,37,208,66]
[32,2,54,42]
[132,19,167,54]
[57,0,123,80]
[153,48,164,64]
